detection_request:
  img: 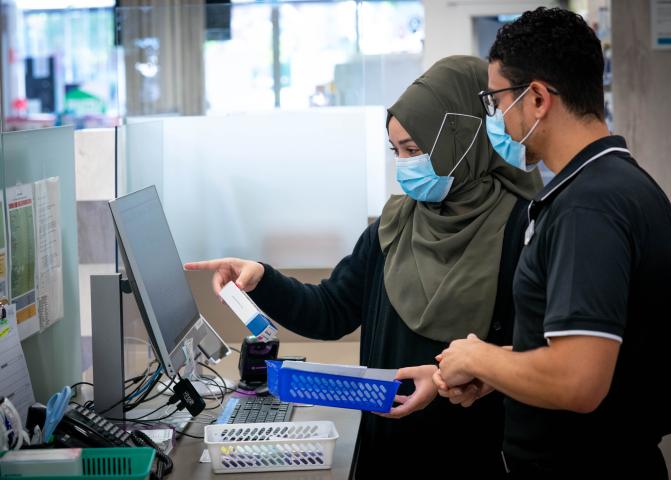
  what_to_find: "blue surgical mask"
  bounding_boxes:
[485,86,539,171]
[396,113,482,203]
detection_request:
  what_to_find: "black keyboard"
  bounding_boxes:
[217,396,294,424]
[61,404,133,447]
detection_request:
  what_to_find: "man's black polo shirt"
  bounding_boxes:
[504,135,671,474]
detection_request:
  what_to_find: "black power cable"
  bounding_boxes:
[196,361,234,397]
[130,430,174,480]
[124,371,165,412]
[98,368,163,415]
[130,377,176,406]
[70,381,94,390]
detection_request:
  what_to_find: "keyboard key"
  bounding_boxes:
[218,395,294,424]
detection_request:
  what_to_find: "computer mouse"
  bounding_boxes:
[255,384,270,397]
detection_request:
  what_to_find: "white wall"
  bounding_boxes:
[612,0,671,470]
[422,0,559,70]
[75,128,116,201]
[612,0,671,197]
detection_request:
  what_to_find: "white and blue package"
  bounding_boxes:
[219,281,278,342]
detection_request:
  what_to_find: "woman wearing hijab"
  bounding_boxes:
[185,55,542,476]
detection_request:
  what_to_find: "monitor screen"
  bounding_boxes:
[109,186,200,354]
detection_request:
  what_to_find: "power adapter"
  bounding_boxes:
[169,379,205,417]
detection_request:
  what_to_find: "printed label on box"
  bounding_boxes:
[219,281,278,341]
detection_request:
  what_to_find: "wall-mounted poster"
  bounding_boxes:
[652,0,671,50]
[7,184,38,340]
[34,177,64,331]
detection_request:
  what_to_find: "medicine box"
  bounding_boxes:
[219,281,278,342]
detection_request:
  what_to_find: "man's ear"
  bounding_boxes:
[529,81,553,119]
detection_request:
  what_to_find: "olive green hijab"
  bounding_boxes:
[379,55,542,343]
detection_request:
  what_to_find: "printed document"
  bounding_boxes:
[0,304,36,422]
[34,177,64,331]
[7,185,38,340]
[0,195,8,300]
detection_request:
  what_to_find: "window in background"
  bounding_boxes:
[24,8,117,122]
[204,0,424,113]
[2,1,118,131]
[358,0,423,55]
[278,1,358,109]
[3,0,426,127]
[205,2,275,114]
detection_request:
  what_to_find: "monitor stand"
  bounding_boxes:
[91,273,126,420]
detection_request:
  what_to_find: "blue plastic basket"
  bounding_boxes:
[266,360,401,413]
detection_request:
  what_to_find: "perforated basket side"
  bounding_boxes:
[217,422,330,442]
[266,360,282,396]
[205,422,338,474]
[278,369,400,412]
[81,448,155,479]
[217,441,330,471]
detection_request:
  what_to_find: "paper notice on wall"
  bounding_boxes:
[34,177,64,331]
[7,185,39,340]
[652,0,671,49]
[0,304,36,423]
[0,196,8,301]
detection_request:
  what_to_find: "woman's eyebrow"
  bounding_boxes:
[398,138,415,145]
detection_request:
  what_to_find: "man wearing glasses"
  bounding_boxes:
[432,7,671,479]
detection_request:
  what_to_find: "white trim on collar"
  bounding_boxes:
[527,147,631,224]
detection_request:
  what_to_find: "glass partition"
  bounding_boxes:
[119,108,385,269]
[74,127,116,375]
[1,125,80,402]
[118,118,164,197]
[111,2,423,269]
[115,118,164,374]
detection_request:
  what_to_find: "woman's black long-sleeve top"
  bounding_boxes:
[248,199,528,477]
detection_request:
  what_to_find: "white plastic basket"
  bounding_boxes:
[204,421,339,474]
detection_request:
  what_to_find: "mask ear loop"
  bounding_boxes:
[520,118,540,145]
[444,113,483,177]
[503,86,531,116]
[427,112,450,159]
[500,86,539,146]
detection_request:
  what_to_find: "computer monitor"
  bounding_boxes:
[109,185,229,378]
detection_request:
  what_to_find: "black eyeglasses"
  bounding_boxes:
[478,84,559,117]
